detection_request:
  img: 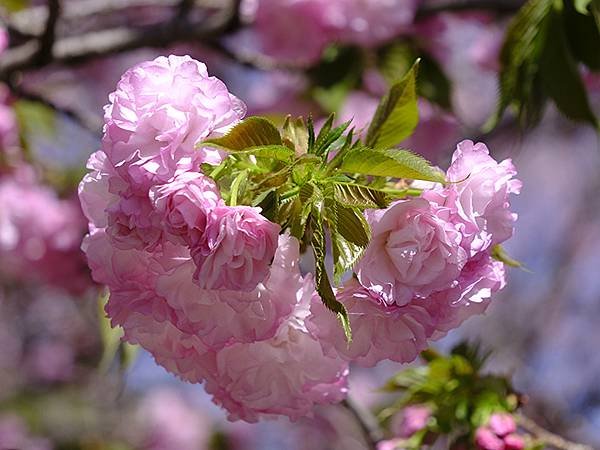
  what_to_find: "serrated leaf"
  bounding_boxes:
[314,118,352,157]
[339,147,445,183]
[231,145,295,162]
[331,233,365,283]
[540,7,598,127]
[311,216,352,343]
[366,60,420,150]
[333,182,390,209]
[334,204,370,247]
[282,116,309,156]
[489,0,554,129]
[307,115,316,152]
[204,117,282,151]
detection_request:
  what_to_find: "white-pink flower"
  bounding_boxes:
[356,198,467,306]
[204,288,349,422]
[192,206,280,291]
[424,140,522,254]
[102,55,245,191]
[308,281,433,367]
[150,172,223,246]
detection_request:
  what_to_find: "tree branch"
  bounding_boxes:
[517,414,594,450]
[0,0,241,81]
[418,0,524,17]
[342,397,384,450]
[36,0,61,65]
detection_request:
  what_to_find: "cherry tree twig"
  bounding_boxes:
[341,397,384,450]
[517,414,594,450]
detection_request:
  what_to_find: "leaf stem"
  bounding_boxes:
[280,185,300,200]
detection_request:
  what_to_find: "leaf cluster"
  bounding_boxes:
[490,0,600,130]
[380,342,520,449]
[201,62,442,341]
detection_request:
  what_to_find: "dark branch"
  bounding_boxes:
[417,0,524,17]
[0,0,241,81]
[36,0,61,65]
[341,398,384,450]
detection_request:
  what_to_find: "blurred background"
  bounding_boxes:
[0,0,599,449]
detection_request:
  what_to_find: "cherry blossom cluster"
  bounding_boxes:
[79,55,520,422]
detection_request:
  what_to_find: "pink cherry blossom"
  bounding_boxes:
[0,414,52,450]
[356,197,467,306]
[377,439,403,450]
[0,85,19,156]
[503,434,525,450]
[308,280,433,367]
[203,286,349,422]
[475,426,505,450]
[392,405,432,438]
[192,206,280,291]
[424,140,522,254]
[489,413,517,437]
[150,171,223,246]
[102,55,245,190]
[0,168,91,293]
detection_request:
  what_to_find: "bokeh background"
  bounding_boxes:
[1,0,599,449]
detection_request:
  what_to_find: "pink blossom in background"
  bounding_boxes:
[0,26,7,54]
[236,0,337,65]
[391,405,431,438]
[338,91,379,135]
[424,140,522,255]
[0,168,91,294]
[0,414,52,450]
[0,85,19,156]
[137,389,210,450]
[356,197,467,306]
[150,171,223,246]
[377,439,403,450]
[191,206,280,291]
[329,0,420,46]
[475,414,524,450]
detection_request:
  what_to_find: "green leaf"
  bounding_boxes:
[564,0,600,70]
[574,0,592,14]
[333,203,370,247]
[0,0,30,12]
[282,116,309,156]
[233,145,295,162]
[339,147,445,183]
[204,117,282,151]
[311,216,352,343]
[490,0,554,129]
[229,170,248,206]
[491,244,526,269]
[331,232,365,283]
[540,7,598,127]
[333,182,390,209]
[366,60,420,150]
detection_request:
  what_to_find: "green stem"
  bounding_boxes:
[281,185,300,200]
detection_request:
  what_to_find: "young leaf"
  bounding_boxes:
[365,60,420,150]
[338,147,445,183]
[334,203,370,247]
[331,232,365,283]
[333,182,390,209]
[491,244,526,269]
[314,118,352,156]
[204,117,282,150]
[489,0,554,129]
[540,7,598,127]
[229,170,248,206]
[282,116,309,156]
[234,145,295,162]
[311,216,352,343]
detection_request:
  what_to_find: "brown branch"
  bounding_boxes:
[342,397,384,450]
[517,414,594,450]
[417,0,525,17]
[36,0,61,65]
[0,0,241,81]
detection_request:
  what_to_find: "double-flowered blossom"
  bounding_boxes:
[475,413,524,450]
[191,206,280,291]
[99,55,246,250]
[80,54,520,422]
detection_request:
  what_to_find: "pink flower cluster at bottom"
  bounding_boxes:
[476,414,524,450]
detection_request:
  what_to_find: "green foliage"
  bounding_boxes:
[491,0,598,129]
[491,244,526,269]
[381,342,518,447]
[200,111,441,341]
[338,147,445,182]
[0,0,29,12]
[366,60,420,150]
